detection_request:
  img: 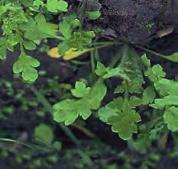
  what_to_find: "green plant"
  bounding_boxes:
[0,0,101,82]
[53,45,178,140]
[1,0,178,143]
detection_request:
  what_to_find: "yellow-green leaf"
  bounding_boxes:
[48,47,92,60]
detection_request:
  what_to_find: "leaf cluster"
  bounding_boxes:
[53,46,178,140]
[0,1,96,82]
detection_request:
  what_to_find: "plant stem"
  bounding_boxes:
[71,60,89,65]
[135,45,173,61]
[94,41,117,50]
[0,138,33,149]
[92,41,118,47]
[54,35,65,41]
[119,44,129,68]
[16,30,25,55]
[90,50,96,73]
[30,86,92,165]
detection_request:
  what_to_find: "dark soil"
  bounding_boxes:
[100,0,178,44]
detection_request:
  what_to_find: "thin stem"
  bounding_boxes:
[72,124,96,138]
[71,60,89,65]
[0,138,33,149]
[123,81,129,112]
[135,45,173,61]
[66,42,116,63]
[16,30,25,55]
[53,35,65,41]
[92,41,118,47]
[90,50,96,72]
[94,41,116,50]
[94,48,100,62]
[19,42,25,56]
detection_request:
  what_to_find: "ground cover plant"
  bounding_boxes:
[1,0,178,169]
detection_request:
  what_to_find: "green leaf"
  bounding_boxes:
[85,11,101,20]
[155,78,178,96]
[129,96,143,108]
[36,14,58,37]
[53,99,92,125]
[22,67,38,82]
[114,85,125,94]
[98,98,123,123]
[98,106,117,123]
[13,55,40,82]
[53,79,106,125]
[21,14,57,41]
[58,30,95,54]
[95,62,129,80]
[98,97,141,140]
[46,0,68,13]
[108,109,141,140]
[120,46,144,91]
[70,31,95,49]
[87,79,107,109]
[76,99,92,120]
[34,124,54,144]
[152,95,178,109]
[141,53,151,67]
[145,64,166,82]
[59,15,79,39]
[33,0,44,8]
[164,52,178,62]
[152,78,178,113]
[103,67,130,80]
[23,41,36,50]
[95,62,106,76]
[164,106,178,131]
[59,19,72,39]
[53,99,79,125]
[71,81,91,98]
[58,15,95,53]
[58,41,70,54]
[142,86,156,105]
